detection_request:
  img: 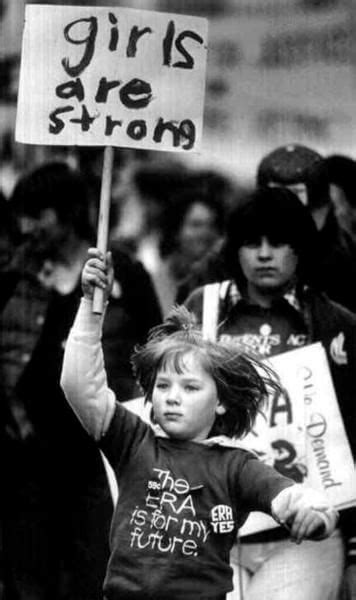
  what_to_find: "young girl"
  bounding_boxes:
[61,248,338,600]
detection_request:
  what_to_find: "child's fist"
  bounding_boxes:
[82,247,114,301]
[271,484,338,544]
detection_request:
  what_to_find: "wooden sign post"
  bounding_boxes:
[16,4,208,312]
[93,145,114,313]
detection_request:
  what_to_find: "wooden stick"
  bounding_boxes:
[92,146,114,314]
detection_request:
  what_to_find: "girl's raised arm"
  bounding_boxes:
[61,249,116,440]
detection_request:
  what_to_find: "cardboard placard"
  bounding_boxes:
[16,4,208,152]
[239,342,356,536]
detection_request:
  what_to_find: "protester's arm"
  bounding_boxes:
[271,484,338,543]
[61,248,116,440]
[61,297,116,440]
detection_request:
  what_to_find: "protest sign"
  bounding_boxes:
[15,4,208,152]
[239,342,356,536]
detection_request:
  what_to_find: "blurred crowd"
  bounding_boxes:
[0,143,356,599]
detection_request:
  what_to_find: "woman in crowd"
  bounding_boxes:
[184,186,356,600]
[150,181,226,316]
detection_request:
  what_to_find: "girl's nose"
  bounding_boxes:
[166,385,181,405]
[257,237,273,258]
[166,395,180,406]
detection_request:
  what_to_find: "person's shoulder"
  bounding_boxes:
[307,287,356,326]
[110,242,145,272]
[327,297,356,325]
[183,285,205,322]
[206,437,261,461]
[109,242,157,291]
[102,400,153,444]
[176,246,229,304]
[185,285,205,304]
[332,220,356,255]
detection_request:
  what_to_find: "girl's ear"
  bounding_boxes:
[216,402,226,416]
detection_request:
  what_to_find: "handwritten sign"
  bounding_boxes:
[239,342,356,536]
[16,5,208,152]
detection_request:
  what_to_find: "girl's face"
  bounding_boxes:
[152,351,225,442]
[238,236,298,296]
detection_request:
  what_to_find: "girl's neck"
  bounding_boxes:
[245,280,295,308]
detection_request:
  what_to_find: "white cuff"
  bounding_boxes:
[71,297,107,340]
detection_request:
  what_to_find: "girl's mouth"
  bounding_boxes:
[164,412,182,419]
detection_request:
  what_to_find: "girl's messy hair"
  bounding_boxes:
[131,306,282,439]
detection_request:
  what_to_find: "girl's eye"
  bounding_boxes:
[156,382,169,391]
[242,241,259,249]
[185,384,199,392]
[268,239,289,248]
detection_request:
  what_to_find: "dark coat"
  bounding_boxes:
[0,242,162,598]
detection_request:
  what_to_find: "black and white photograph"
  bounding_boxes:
[0,0,355,598]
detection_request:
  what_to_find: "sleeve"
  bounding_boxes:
[60,297,117,440]
[237,453,294,515]
[99,401,152,471]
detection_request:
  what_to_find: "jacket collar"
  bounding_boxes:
[227,280,304,314]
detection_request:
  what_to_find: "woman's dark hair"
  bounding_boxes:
[131,306,282,439]
[159,176,227,258]
[10,161,96,242]
[221,186,320,287]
